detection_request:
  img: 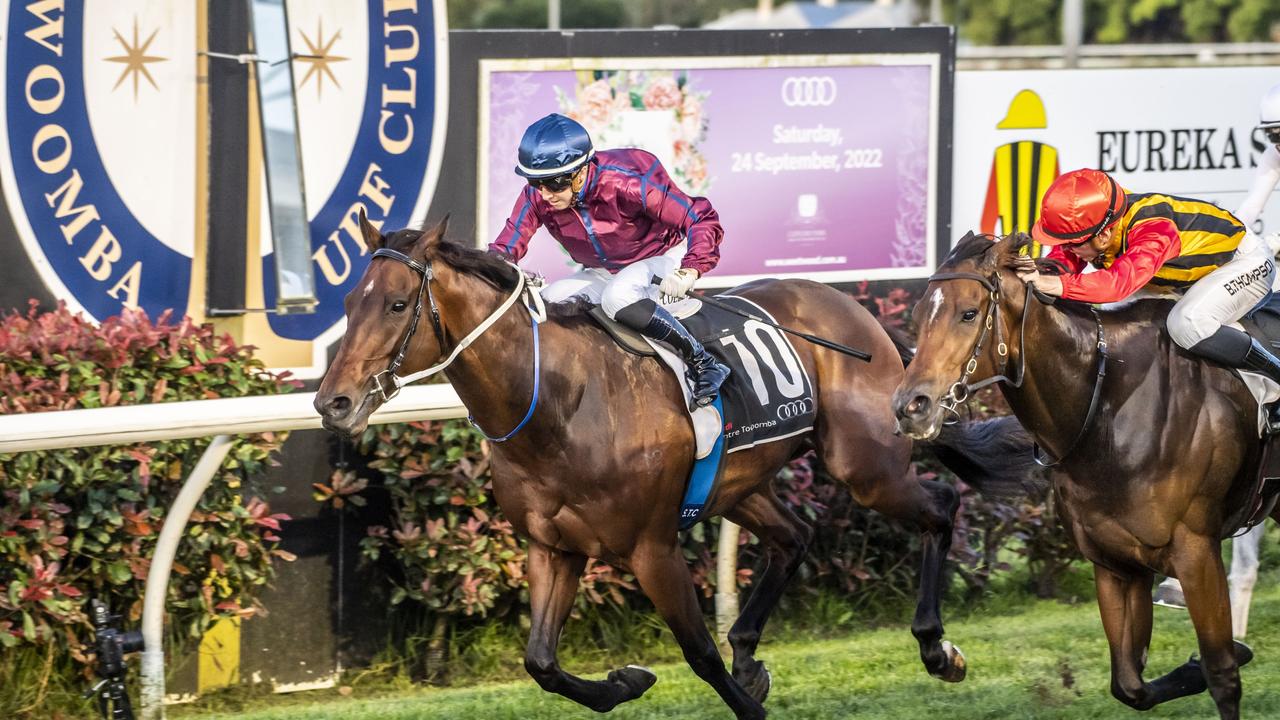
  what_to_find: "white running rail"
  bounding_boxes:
[0,385,466,720]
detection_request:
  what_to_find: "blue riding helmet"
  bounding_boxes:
[515,113,595,179]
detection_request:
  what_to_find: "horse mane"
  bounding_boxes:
[937,231,1000,271]
[390,233,593,320]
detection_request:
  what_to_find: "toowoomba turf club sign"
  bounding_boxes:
[0,0,446,351]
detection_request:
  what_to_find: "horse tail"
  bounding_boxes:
[923,415,1046,499]
[880,321,915,368]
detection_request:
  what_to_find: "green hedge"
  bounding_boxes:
[0,302,298,715]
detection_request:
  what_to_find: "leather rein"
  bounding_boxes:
[926,270,1109,467]
[364,247,546,443]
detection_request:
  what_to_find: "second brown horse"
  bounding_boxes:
[894,232,1268,720]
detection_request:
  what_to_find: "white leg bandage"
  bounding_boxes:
[1229,522,1266,638]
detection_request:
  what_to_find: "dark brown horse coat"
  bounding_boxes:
[895,232,1268,720]
[316,217,1035,719]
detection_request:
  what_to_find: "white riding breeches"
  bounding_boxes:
[1166,233,1277,349]
[539,243,686,319]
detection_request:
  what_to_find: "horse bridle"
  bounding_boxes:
[926,269,1109,467]
[368,247,446,404]
[364,247,545,443]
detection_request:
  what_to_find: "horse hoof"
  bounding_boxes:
[1234,641,1255,667]
[735,659,773,704]
[930,641,967,683]
[608,665,658,701]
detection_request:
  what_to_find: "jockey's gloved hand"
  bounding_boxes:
[660,267,699,301]
[488,248,517,264]
[1011,256,1039,282]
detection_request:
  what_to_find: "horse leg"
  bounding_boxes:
[851,471,963,681]
[1228,523,1264,638]
[632,544,766,719]
[1095,563,1170,710]
[1095,559,1250,715]
[723,488,814,703]
[817,409,964,682]
[1175,540,1247,720]
[904,477,964,682]
[523,542,657,712]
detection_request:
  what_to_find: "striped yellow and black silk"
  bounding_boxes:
[989,141,1059,256]
[1095,193,1245,288]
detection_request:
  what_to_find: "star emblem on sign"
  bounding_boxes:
[105,16,167,102]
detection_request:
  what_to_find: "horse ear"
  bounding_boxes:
[986,232,1027,271]
[414,214,450,253]
[358,208,384,253]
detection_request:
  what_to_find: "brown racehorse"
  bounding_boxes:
[893,232,1268,720]
[315,215,1036,718]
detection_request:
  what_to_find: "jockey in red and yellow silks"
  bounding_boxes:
[1019,168,1280,426]
[490,113,730,409]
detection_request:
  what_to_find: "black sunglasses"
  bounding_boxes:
[528,173,574,192]
[1264,126,1280,145]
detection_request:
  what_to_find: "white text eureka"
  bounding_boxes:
[19,0,424,309]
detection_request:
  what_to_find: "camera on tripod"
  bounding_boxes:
[86,598,144,720]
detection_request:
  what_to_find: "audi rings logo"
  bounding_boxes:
[781,77,837,107]
[776,398,815,420]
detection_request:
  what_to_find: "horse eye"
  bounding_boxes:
[960,309,979,322]
[390,301,408,314]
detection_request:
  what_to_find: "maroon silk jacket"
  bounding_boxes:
[490,148,723,275]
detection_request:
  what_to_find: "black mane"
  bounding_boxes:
[937,232,998,271]
[388,232,592,320]
[437,240,523,291]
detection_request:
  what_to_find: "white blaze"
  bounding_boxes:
[927,287,944,324]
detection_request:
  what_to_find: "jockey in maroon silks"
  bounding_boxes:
[490,113,730,410]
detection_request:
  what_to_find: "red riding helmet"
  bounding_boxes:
[1030,168,1127,247]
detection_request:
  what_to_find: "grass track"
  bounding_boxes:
[175,584,1280,719]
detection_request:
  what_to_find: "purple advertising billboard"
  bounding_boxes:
[478,55,940,287]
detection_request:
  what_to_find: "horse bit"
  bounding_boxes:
[926,269,1109,467]
[364,247,546,443]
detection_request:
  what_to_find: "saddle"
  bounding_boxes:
[1239,293,1280,354]
[587,306,657,357]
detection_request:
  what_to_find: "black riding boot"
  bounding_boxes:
[1192,327,1280,432]
[615,299,730,411]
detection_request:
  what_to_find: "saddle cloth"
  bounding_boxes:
[586,294,817,529]
[645,294,817,454]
